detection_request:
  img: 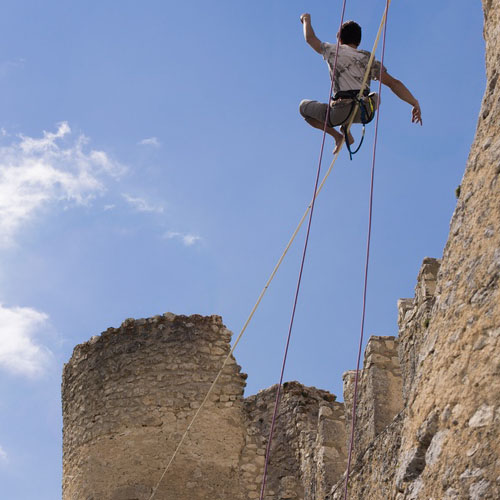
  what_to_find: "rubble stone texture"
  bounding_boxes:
[343,336,402,462]
[62,1,499,498]
[242,382,346,500]
[62,314,248,500]
[391,0,500,495]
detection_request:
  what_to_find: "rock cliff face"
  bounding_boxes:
[329,0,500,496]
[391,0,500,495]
[62,1,499,498]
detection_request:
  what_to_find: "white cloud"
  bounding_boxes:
[122,193,164,213]
[164,231,202,247]
[0,445,7,462]
[138,137,160,147]
[0,303,52,378]
[0,122,125,246]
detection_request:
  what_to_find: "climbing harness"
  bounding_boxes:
[330,89,377,160]
[148,3,391,499]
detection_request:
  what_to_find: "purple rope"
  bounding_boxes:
[258,4,348,499]
[342,2,390,499]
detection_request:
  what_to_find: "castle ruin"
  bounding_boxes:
[62,0,500,498]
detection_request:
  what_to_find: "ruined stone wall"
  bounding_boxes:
[327,414,404,500]
[328,258,440,499]
[242,382,346,500]
[61,309,408,500]
[343,336,402,462]
[397,258,441,404]
[62,315,347,500]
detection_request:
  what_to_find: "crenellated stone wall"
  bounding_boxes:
[397,258,441,404]
[63,246,498,500]
[328,257,441,500]
[242,382,346,500]
[343,335,403,463]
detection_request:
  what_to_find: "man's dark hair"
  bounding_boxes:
[340,21,362,46]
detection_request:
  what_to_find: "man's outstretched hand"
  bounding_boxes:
[412,102,423,125]
[300,13,311,24]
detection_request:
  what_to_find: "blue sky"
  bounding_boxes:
[0,1,485,498]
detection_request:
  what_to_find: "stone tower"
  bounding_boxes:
[62,313,248,500]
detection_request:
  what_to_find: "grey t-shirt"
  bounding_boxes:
[321,42,385,94]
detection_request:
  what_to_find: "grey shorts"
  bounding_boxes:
[299,94,378,127]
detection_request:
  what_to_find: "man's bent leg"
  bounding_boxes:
[300,100,357,153]
[299,100,345,153]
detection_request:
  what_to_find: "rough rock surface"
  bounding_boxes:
[343,336,402,462]
[391,0,500,495]
[328,0,500,497]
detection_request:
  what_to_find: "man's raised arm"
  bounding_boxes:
[300,13,322,54]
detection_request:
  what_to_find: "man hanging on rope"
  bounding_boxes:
[299,14,423,154]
